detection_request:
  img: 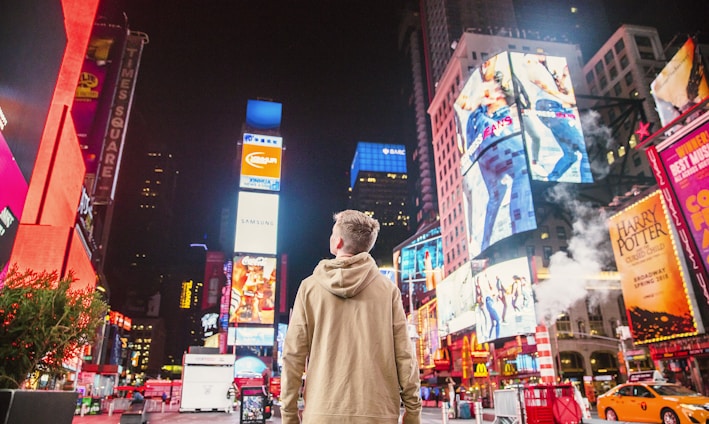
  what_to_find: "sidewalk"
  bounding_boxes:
[71,406,498,423]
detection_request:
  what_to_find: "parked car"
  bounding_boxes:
[597,381,709,424]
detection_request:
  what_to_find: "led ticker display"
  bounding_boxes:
[350,141,407,188]
[240,133,283,191]
[608,191,699,344]
[651,37,709,127]
[453,52,536,258]
[230,255,277,325]
[509,52,593,183]
[234,191,279,255]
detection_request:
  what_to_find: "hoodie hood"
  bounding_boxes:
[312,252,380,298]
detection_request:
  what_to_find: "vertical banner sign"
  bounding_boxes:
[94,34,144,204]
[202,251,225,310]
[608,191,699,344]
[647,118,709,324]
[219,260,232,354]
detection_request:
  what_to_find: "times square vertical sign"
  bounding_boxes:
[646,116,709,324]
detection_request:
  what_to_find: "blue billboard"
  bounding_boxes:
[246,99,282,130]
[350,142,407,188]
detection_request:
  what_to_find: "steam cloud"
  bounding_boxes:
[580,110,613,180]
[534,185,616,326]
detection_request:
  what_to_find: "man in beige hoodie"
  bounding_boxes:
[281,210,421,424]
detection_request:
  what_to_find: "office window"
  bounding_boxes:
[634,35,652,47]
[540,225,550,240]
[614,38,625,54]
[609,66,618,79]
[556,226,567,239]
[624,72,633,85]
[586,70,594,84]
[604,50,614,65]
[639,51,655,60]
[543,246,553,266]
[619,55,629,69]
[599,75,608,90]
[594,61,604,75]
[613,82,622,96]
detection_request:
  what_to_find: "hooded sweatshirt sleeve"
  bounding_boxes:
[281,281,310,424]
[392,288,422,423]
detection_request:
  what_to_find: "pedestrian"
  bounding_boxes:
[281,210,421,423]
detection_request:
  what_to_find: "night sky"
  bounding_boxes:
[112,0,707,307]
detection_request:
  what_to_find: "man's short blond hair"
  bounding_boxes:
[333,210,380,254]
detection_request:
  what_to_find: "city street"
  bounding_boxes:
[72,407,494,424]
[70,406,625,424]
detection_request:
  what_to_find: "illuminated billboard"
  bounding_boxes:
[234,191,279,255]
[180,280,194,309]
[651,37,709,127]
[437,257,535,342]
[658,119,709,288]
[240,133,283,191]
[509,52,593,183]
[417,299,439,369]
[71,25,126,176]
[608,191,700,344]
[437,261,475,337]
[453,52,536,258]
[646,117,709,324]
[394,224,443,309]
[350,142,407,188]
[476,257,536,343]
[246,99,282,130]
[230,255,276,325]
[227,326,275,346]
[202,251,225,310]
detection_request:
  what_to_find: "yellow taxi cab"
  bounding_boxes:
[597,372,709,424]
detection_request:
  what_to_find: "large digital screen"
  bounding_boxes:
[475,257,536,343]
[227,326,275,346]
[394,225,443,309]
[350,142,407,188]
[246,99,282,130]
[230,255,277,325]
[240,133,283,191]
[509,52,593,183]
[651,38,709,127]
[454,52,536,258]
[608,191,699,344]
[437,262,475,337]
[234,191,279,255]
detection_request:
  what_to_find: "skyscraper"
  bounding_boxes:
[348,141,412,266]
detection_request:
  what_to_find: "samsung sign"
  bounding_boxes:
[234,191,279,255]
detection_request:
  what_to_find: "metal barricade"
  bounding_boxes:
[492,389,522,424]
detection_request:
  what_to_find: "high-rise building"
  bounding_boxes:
[348,141,412,266]
[582,24,666,198]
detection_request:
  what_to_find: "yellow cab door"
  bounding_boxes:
[633,385,662,422]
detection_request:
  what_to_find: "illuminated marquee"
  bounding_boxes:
[180,280,193,309]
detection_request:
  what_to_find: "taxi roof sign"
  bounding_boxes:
[627,370,667,383]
